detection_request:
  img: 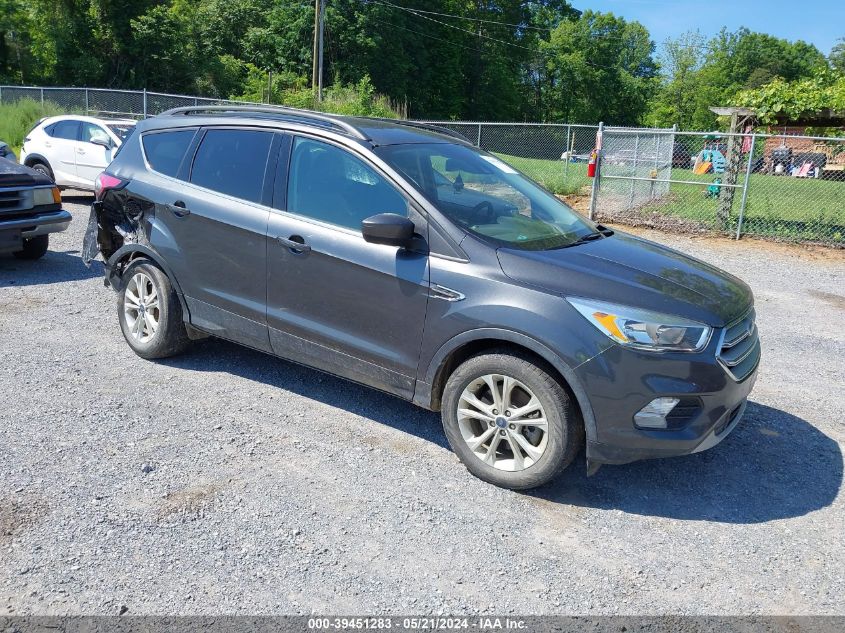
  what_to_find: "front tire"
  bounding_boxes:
[441,350,583,490]
[118,260,190,359]
[13,234,49,260]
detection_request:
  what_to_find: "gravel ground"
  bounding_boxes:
[1,194,844,616]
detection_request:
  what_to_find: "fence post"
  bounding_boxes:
[628,133,640,208]
[588,122,603,220]
[477,123,482,148]
[0,85,3,105]
[564,124,571,185]
[735,133,756,240]
[84,88,89,115]
[40,87,44,108]
[143,88,148,118]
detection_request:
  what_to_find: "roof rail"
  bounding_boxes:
[371,119,474,144]
[158,105,368,140]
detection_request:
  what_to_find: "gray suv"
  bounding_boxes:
[83,106,760,489]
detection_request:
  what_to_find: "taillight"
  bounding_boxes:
[94,172,127,201]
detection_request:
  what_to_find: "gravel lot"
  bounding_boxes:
[1,194,844,616]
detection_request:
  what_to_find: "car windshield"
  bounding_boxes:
[376,142,596,250]
[107,123,135,142]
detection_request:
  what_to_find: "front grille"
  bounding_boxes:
[0,187,34,215]
[0,189,25,209]
[717,308,760,382]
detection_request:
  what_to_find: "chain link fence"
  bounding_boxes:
[1,85,842,246]
[592,128,845,246]
[0,85,241,118]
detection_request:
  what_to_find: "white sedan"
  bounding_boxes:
[19,115,135,190]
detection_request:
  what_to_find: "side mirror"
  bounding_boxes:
[362,213,415,247]
[91,138,111,149]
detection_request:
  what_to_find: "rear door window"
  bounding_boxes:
[51,120,80,141]
[190,128,274,204]
[142,130,197,178]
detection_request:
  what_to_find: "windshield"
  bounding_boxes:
[376,142,596,250]
[107,123,135,142]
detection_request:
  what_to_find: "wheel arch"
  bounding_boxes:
[23,153,51,169]
[416,328,598,445]
[105,244,190,319]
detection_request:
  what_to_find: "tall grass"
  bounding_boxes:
[0,99,70,155]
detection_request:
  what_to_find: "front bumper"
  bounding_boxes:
[576,333,760,466]
[0,209,72,249]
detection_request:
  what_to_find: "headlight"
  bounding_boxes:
[567,297,711,352]
[33,186,61,206]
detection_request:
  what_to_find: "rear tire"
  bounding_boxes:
[118,260,190,359]
[441,350,583,490]
[12,234,49,260]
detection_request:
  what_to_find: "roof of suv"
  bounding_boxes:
[39,115,137,127]
[151,105,471,147]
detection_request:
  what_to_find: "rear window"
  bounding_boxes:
[107,123,135,142]
[112,125,137,159]
[142,130,196,178]
[190,128,273,204]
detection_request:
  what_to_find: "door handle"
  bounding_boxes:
[277,235,311,254]
[168,200,190,218]
[77,148,85,154]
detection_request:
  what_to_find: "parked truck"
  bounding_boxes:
[0,156,71,259]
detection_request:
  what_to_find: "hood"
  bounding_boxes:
[496,231,752,327]
[0,156,52,187]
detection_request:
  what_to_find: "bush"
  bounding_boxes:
[317,75,403,118]
[0,99,70,155]
[231,70,404,118]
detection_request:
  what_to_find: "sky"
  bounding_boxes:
[576,0,844,56]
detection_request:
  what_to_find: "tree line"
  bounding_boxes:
[1,0,842,128]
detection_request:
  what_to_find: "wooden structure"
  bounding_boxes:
[709,107,757,228]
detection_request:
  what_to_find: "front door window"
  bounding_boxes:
[286,137,408,231]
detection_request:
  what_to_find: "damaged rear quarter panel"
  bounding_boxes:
[82,184,178,274]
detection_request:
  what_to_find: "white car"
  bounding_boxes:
[20,115,136,190]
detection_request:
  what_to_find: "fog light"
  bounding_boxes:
[634,397,680,429]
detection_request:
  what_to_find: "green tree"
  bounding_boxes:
[650,28,830,130]
[647,32,710,129]
[831,38,845,73]
[0,0,38,83]
[706,28,826,91]
[543,10,657,124]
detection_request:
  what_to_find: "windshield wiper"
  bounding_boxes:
[561,225,614,248]
[572,232,604,244]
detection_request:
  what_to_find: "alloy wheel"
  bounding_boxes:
[457,373,549,472]
[124,272,160,343]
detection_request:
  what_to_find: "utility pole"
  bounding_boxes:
[311,0,319,91]
[317,0,326,102]
[311,0,326,101]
